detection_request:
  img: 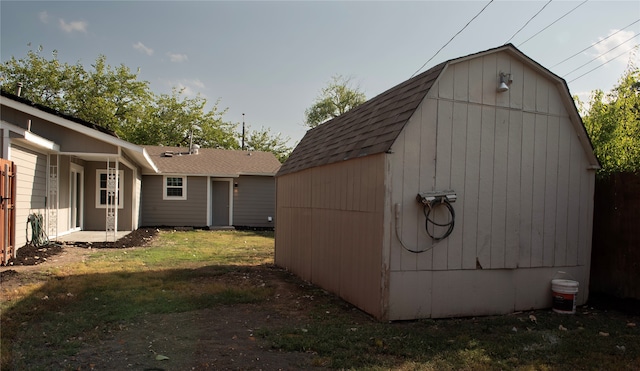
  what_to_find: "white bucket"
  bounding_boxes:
[551,279,579,314]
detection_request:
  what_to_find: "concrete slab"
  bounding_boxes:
[54,231,132,243]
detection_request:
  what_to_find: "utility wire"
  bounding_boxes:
[563,33,639,77]
[505,0,553,44]
[551,18,640,68]
[568,46,638,83]
[518,0,588,47]
[410,0,493,78]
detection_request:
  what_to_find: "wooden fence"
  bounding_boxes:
[590,172,640,300]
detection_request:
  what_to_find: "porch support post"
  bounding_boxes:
[105,158,119,242]
[47,154,59,240]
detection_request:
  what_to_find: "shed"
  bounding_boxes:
[141,146,281,229]
[275,44,600,320]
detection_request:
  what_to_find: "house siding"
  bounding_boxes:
[83,162,134,231]
[140,175,208,227]
[233,175,275,228]
[276,154,386,318]
[386,50,596,319]
[11,144,47,248]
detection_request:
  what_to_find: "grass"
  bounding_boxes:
[2,229,639,370]
[1,230,275,369]
[260,302,640,369]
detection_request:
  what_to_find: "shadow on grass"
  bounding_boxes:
[0,264,278,370]
[3,260,639,370]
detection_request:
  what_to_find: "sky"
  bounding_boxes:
[1,0,639,147]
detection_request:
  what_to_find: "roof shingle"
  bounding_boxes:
[277,61,447,176]
[143,146,281,176]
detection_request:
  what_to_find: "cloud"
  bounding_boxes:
[592,30,637,64]
[133,42,154,56]
[59,18,88,33]
[168,52,188,63]
[39,11,50,23]
[160,79,206,97]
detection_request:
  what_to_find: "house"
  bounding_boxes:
[141,145,280,229]
[0,90,279,261]
[275,44,600,320]
[1,90,157,250]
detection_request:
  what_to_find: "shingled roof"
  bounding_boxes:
[1,90,119,137]
[277,61,446,176]
[143,146,281,176]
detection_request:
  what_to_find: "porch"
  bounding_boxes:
[54,230,132,243]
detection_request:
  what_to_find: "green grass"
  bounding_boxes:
[2,229,639,370]
[1,230,274,369]
[260,302,639,370]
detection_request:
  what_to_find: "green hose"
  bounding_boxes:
[26,213,49,247]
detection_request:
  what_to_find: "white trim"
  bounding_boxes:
[0,97,158,172]
[163,175,187,200]
[96,169,124,209]
[69,163,84,231]
[24,131,60,152]
[1,121,60,152]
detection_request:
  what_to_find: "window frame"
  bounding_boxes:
[95,170,124,209]
[163,175,187,200]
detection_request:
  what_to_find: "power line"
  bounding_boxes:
[563,33,639,77]
[518,0,588,47]
[504,0,553,44]
[550,18,640,68]
[410,0,493,78]
[568,46,637,83]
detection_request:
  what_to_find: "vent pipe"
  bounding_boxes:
[241,113,246,151]
[16,82,23,97]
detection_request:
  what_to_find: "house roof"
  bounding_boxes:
[143,145,281,177]
[278,44,599,176]
[1,90,158,173]
[1,90,119,137]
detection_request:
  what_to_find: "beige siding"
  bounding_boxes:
[11,145,47,248]
[275,155,386,318]
[386,50,596,319]
[140,175,208,227]
[233,175,275,228]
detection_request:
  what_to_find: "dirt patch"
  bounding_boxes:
[1,228,158,270]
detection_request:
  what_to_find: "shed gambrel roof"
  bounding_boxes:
[278,61,446,176]
[278,44,599,176]
[143,145,281,176]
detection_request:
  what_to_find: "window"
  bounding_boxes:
[163,176,187,200]
[96,170,124,209]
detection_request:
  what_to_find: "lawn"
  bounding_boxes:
[1,229,638,370]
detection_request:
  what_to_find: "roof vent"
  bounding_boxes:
[190,144,200,155]
[162,151,174,157]
[16,82,23,97]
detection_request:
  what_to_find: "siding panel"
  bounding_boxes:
[141,175,208,227]
[233,175,276,227]
[12,145,47,248]
[462,104,481,269]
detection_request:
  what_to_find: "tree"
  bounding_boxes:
[1,48,152,135]
[122,88,239,149]
[245,126,293,163]
[0,47,238,149]
[304,74,366,128]
[577,67,640,176]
